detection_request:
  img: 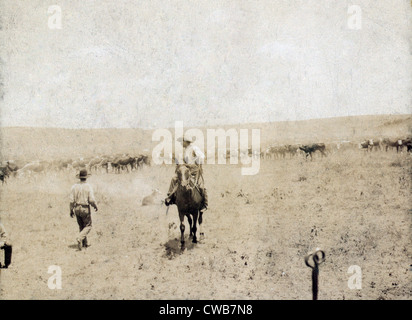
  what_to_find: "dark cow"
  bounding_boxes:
[405,141,412,153]
[111,155,136,173]
[359,140,370,151]
[136,154,150,169]
[401,138,412,153]
[299,143,327,159]
[382,138,403,152]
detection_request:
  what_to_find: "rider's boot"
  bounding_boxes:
[200,188,208,213]
[165,193,176,206]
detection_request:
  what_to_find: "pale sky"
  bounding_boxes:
[1,0,411,129]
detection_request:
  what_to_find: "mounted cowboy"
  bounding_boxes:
[165,135,208,213]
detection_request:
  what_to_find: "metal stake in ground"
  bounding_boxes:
[305,249,325,300]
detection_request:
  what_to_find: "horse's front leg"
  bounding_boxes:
[191,211,198,243]
[187,215,193,238]
[199,211,204,239]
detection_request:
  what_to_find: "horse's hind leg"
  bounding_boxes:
[178,212,185,249]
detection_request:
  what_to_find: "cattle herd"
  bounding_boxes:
[0,136,411,184]
[262,136,412,159]
[358,137,412,153]
[0,153,151,183]
[262,143,327,160]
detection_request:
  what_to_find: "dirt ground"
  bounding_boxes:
[0,147,410,300]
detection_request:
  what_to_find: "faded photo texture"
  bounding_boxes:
[0,0,411,300]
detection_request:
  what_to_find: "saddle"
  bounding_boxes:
[166,165,205,206]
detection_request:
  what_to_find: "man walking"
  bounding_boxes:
[165,136,208,212]
[0,220,12,268]
[70,169,98,251]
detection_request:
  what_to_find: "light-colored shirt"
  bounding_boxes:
[184,144,205,165]
[70,182,97,206]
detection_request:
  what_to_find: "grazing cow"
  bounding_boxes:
[225,149,239,163]
[71,159,88,171]
[401,138,412,153]
[286,145,299,158]
[111,155,136,173]
[239,149,251,162]
[382,138,403,152]
[359,140,370,152]
[98,156,113,173]
[264,147,272,159]
[58,159,73,171]
[267,146,286,159]
[87,156,105,172]
[130,156,140,170]
[405,141,412,153]
[137,154,150,168]
[368,138,383,152]
[299,143,327,159]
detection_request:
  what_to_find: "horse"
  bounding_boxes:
[174,164,204,250]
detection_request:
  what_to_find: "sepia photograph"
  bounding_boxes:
[0,0,411,307]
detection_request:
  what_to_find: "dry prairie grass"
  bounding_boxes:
[0,148,410,300]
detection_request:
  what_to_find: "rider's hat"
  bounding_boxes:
[177,136,193,143]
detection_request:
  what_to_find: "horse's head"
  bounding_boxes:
[175,164,191,189]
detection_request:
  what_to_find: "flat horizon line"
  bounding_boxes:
[1,113,411,131]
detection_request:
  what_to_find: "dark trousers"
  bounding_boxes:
[0,244,12,268]
[168,176,208,208]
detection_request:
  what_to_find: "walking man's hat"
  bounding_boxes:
[76,169,90,179]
